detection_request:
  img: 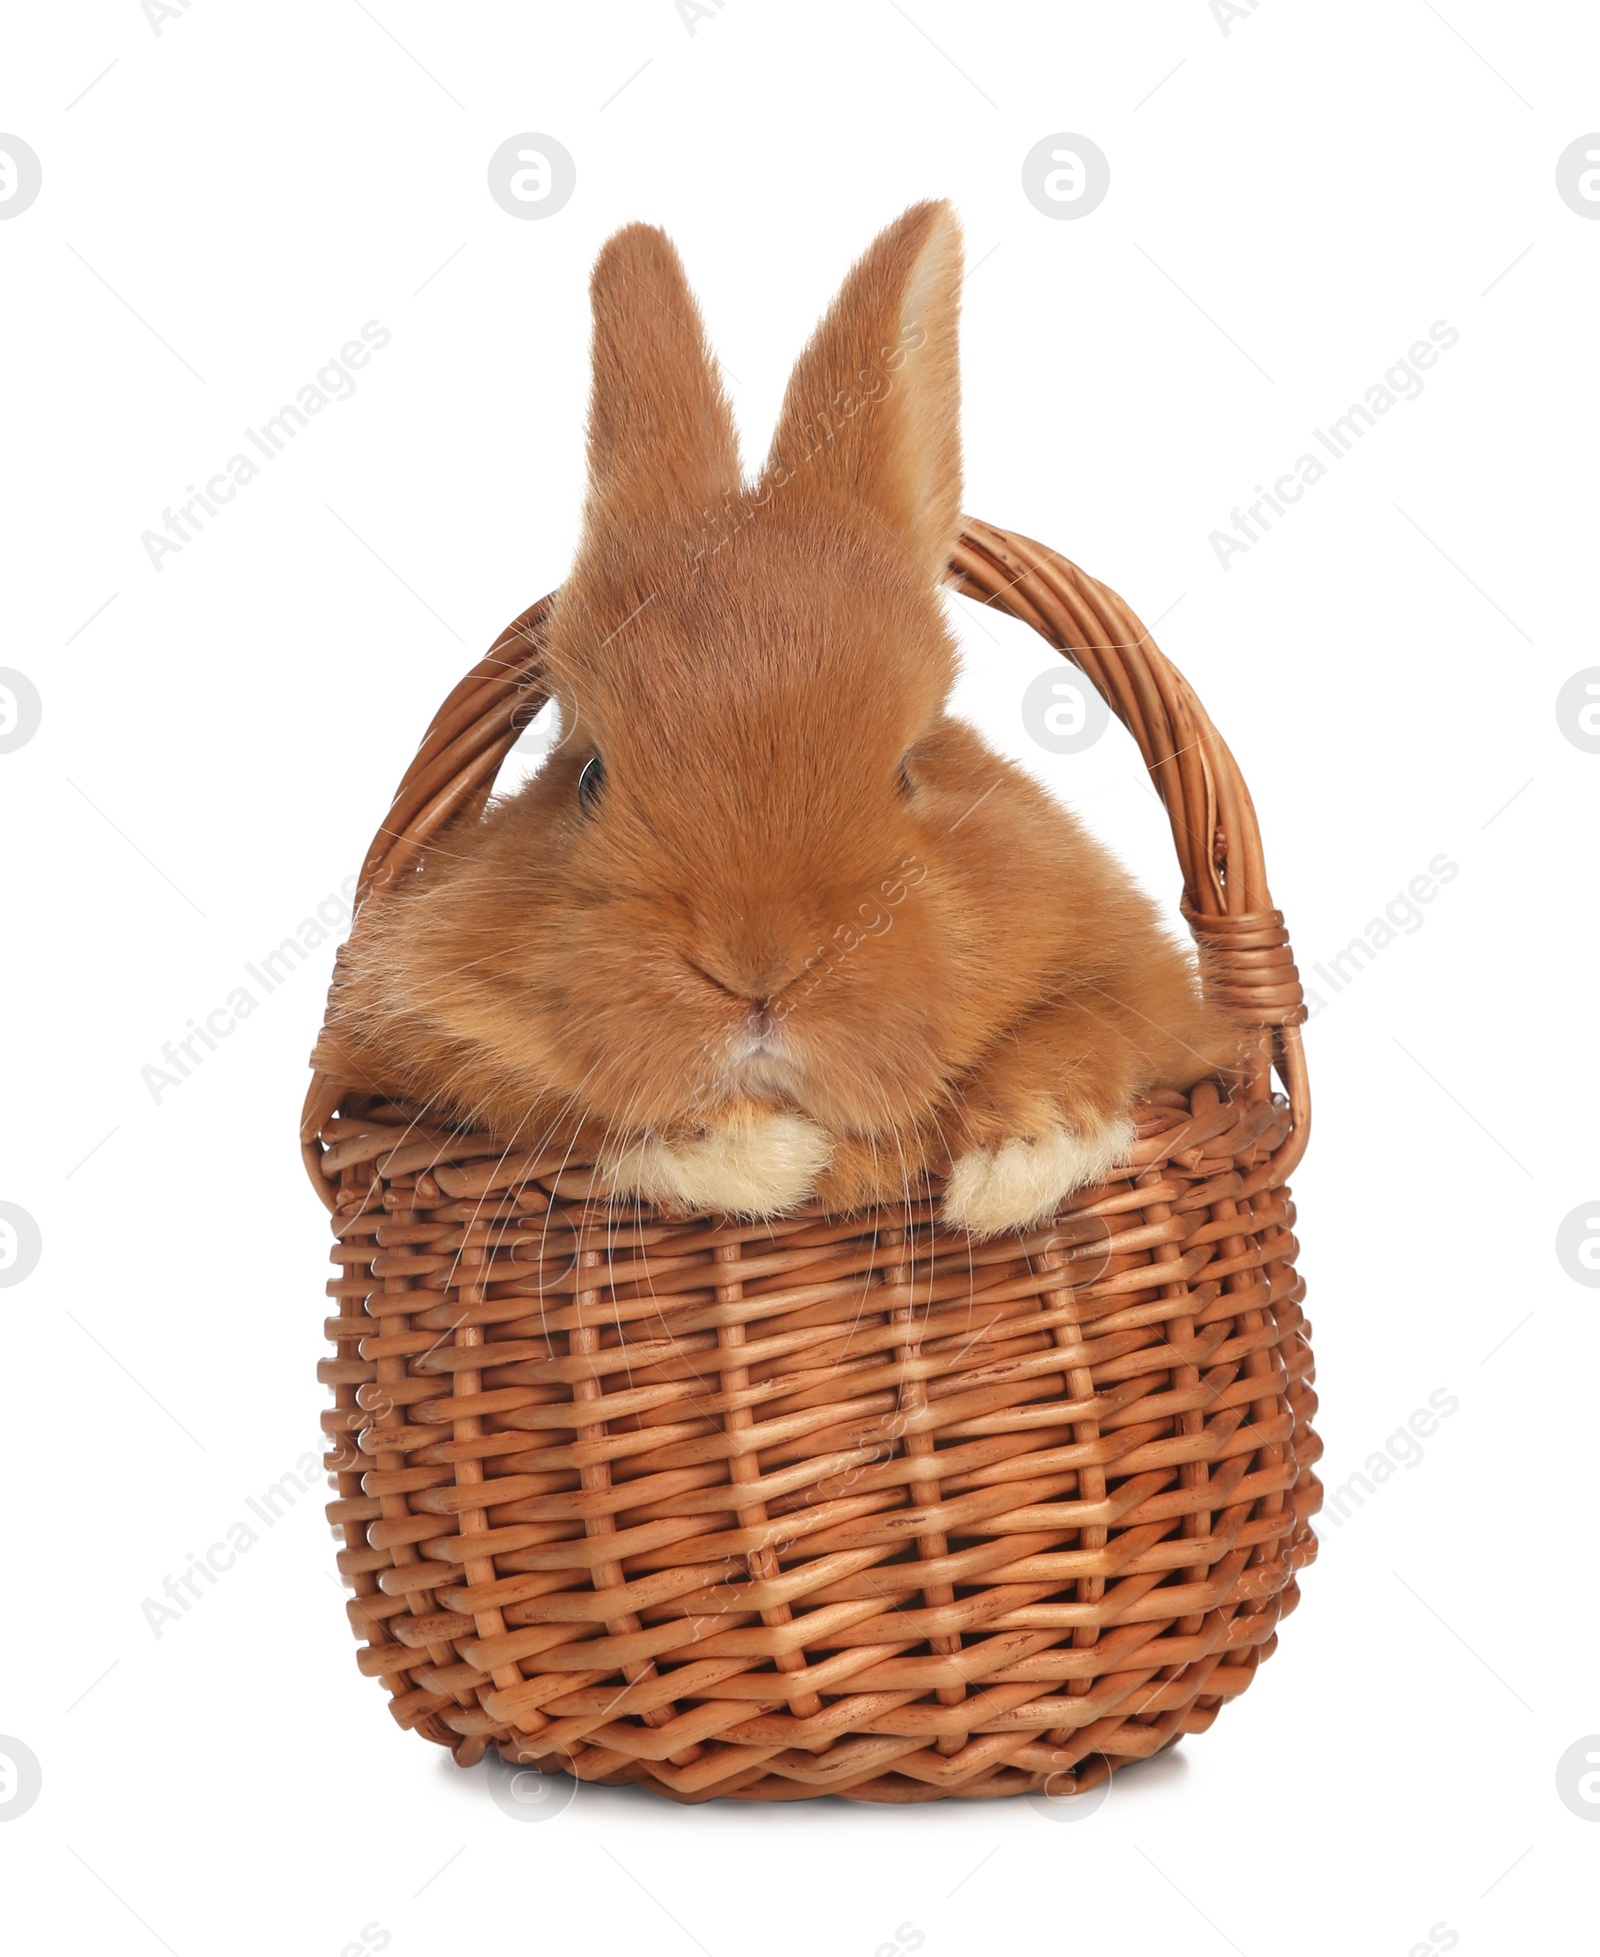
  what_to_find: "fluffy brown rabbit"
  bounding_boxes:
[325,200,1240,1234]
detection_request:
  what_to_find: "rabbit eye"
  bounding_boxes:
[578,754,606,815]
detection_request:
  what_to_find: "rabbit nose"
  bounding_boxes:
[691,948,806,1004]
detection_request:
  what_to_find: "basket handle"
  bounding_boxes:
[948,520,1308,1179]
[303,518,1309,1195]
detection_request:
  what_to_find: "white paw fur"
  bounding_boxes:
[599,1111,832,1217]
[941,1115,1135,1236]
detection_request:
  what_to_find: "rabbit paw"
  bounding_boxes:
[599,1111,832,1217]
[941,1115,1135,1236]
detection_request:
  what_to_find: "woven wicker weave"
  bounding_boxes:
[302,518,1320,1803]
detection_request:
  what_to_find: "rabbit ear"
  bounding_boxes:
[582,223,741,535]
[763,201,963,581]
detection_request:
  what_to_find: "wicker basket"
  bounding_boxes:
[302,517,1320,1804]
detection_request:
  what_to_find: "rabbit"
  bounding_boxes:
[323,200,1241,1236]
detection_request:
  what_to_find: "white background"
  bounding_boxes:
[3,2,1597,1952]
